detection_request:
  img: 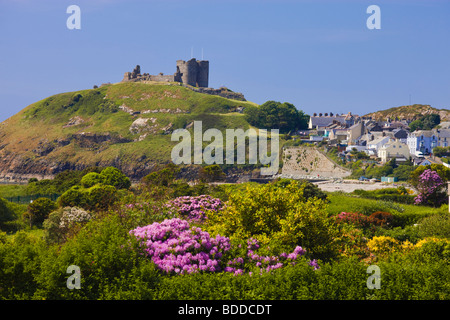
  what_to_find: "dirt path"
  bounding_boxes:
[313,180,404,193]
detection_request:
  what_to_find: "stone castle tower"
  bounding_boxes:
[176,59,209,88]
[123,58,209,88]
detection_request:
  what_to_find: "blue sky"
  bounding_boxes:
[0,0,449,122]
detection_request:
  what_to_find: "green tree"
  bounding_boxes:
[100,167,131,190]
[142,164,179,187]
[244,101,309,133]
[80,172,105,188]
[25,198,57,227]
[199,164,226,182]
[57,186,86,208]
[409,114,440,131]
[409,164,450,188]
[86,184,118,210]
[0,198,16,231]
[392,164,415,181]
[205,181,339,260]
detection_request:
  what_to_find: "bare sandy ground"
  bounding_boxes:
[312,180,404,193]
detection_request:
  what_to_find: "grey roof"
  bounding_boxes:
[310,116,346,128]
[393,128,408,139]
[438,122,450,129]
[434,129,450,138]
[410,130,435,138]
[368,136,390,146]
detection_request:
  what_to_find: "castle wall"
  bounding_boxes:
[148,74,175,82]
[176,59,198,87]
[123,59,209,88]
[196,60,209,88]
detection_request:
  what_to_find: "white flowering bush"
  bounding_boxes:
[43,206,92,244]
[59,207,92,229]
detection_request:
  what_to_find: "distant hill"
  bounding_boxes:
[364,104,450,122]
[0,82,258,181]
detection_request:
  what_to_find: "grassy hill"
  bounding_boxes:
[0,82,260,181]
[364,104,450,122]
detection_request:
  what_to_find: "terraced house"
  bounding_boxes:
[407,129,450,155]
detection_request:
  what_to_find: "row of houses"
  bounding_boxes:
[307,113,450,164]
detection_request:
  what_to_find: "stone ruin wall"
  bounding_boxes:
[121,59,246,101]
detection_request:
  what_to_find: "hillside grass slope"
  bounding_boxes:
[0,82,258,180]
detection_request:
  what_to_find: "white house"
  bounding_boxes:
[406,130,437,155]
[378,140,410,163]
[368,136,390,155]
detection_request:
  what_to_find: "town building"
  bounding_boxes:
[378,139,410,163]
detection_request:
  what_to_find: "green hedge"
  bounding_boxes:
[353,188,416,205]
[2,214,450,300]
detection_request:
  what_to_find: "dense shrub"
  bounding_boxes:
[335,212,373,229]
[369,211,394,227]
[99,167,131,190]
[353,188,415,204]
[0,231,43,299]
[367,236,401,256]
[86,184,118,210]
[272,178,328,202]
[244,100,309,133]
[0,198,17,231]
[34,215,145,300]
[142,164,179,187]
[166,195,225,222]
[206,181,340,261]
[413,169,447,207]
[80,172,105,188]
[24,198,57,227]
[409,164,450,189]
[24,167,103,195]
[417,213,450,239]
[43,207,92,244]
[58,184,117,211]
[377,225,421,243]
[198,164,226,182]
[57,186,86,208]
[130,218,318,276]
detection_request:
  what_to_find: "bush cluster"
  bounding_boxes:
[205,180,339,261]
[353,187,415,204]
[166,195,225,221]
[2,164,450,300]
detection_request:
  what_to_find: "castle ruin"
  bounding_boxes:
[123,58,209,88]
[121,58,246,101]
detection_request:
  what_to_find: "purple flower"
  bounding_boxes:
[166,195,225,222]
[308,259,320,270]
[130,218,231,275]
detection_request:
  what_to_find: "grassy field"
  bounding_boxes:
[0,184,28,198]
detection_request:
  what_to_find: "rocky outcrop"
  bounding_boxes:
[129,118,157,135]
[279,146,351,180]
[72,132,131,148]
[63,116,85,128]
[185,86,246,101]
